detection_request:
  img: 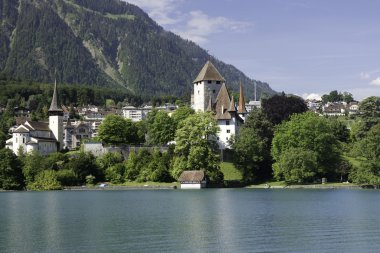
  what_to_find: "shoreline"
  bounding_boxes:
[247,184,362,189]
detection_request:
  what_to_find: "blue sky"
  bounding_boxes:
[125,0,380,100]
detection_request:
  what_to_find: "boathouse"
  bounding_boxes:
[178,170,207,189]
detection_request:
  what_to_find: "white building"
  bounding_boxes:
[6,81,63,155]
[191,61,246,149]
[122,106,146,122]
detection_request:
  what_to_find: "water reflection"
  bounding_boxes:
[1,189,380,253]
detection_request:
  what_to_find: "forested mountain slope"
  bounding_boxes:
[0,0,275,98]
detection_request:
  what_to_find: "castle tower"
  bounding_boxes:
[48,80,63,150]
[192,61,225,112]
[237,81,247,120]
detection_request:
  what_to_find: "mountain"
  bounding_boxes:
[0,0,276,99]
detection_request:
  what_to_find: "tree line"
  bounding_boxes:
[232,95,380,185]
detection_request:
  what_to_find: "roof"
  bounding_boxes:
[214,83,233,120]
[238,82,247,114]
[13,125,30,133]
[178,170,205,182]
[49,80,63,113]
[193,61,225,83]
[30,136,57,142]
[25,121,50,131]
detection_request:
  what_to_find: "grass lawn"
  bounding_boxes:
[220,162,242,181]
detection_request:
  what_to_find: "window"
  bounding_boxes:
[208,80,212,84]
[216,81,221,84]
[23,137,25,143]
[198,90,200,95]
[227,130,230,133]
[212,89,215,94]
[226,120,230,125]
[79,128,86,133]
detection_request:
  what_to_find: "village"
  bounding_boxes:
[1,61,378,190]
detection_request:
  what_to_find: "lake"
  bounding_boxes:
[1,189,380,253]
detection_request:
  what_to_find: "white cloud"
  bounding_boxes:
[174,11,252,45]
[370,77,380,86]
[125,0,183,25]
[124,1,252,45]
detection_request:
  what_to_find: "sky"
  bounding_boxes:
[124,0,380,101]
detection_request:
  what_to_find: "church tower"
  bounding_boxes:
[48,80,63,150]
[192,61,225,112]
[237,81,248,121]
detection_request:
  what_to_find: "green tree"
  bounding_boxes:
[359,96,380,119]
[272,112,341,182]
[28,170,61,190]
[124,151,139,181]
[262,94,308,125]
[273,148,318,183]
[56,169,78,186]
[98,115,138,144]
[147,111,175,145]
[21,151,44,186]
[0,148,24,190]
[171,105,195,129]
[67,152,102,184]
[96,152,124,174]
[172,112,223,183]
[232,108,274,182]
[105,163,125,184]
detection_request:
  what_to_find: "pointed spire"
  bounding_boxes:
[238,81,247,114]
[49,79,63,114]
[228,95,236,112]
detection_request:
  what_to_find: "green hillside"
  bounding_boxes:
[0,0,275,98]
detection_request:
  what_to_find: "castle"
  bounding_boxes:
[6,81,63,155]
[191,61,247,149]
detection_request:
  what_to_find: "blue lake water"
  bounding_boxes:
[1,189,380,253]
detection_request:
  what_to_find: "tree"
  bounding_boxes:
[21,151,44,186]
[28,170,61,190]
[0,148,24,190]
[98,114,138,145]
[272,112,341,182]
[105,163,125,184]
[232,108,274,182]
[261,94,308,125]
[124,151,139,181]
[359,96,380,119]
[171,105,195,129]
[147,111,175,145]
[350,96,380,140]
[273,148,318,183]
[171,112,223,183]
[67,152,102,184]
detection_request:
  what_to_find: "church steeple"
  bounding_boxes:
[49,80,63,150]
[49,79,63,115]
[237,81,247,114]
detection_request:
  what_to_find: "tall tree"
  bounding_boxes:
[272,112,341,183]
[171,112,223,183]
[232,108,274,182]
[98,115,138,145]
[0,148,24,190]
[262,94,308,125]
[147,111,175,145]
